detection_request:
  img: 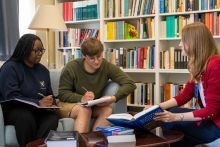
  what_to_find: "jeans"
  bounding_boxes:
[162,107,220,147]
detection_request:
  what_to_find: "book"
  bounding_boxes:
[1,98,61,109]
[96,126,134,136]
[106,105,164,130]
[80,96,112,107]
[107,134,136,147]
[45,130,78,147]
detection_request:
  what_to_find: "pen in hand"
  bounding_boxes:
[38,93,45,98]
[81,86,88,92]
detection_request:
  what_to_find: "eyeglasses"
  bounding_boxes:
[32,48,46,54]
[86,54,103,62]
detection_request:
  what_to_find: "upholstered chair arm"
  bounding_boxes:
[0,104,5,146]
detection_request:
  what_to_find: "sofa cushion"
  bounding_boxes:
[5,125,18,146]
[49,69,62,97]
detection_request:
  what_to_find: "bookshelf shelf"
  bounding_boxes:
[213,36,220,39]
[104,39,155,43]
[57,47,80,50]
[103,14,156,21]
[160,9,220,16]
[65,19,100,24]
[127,104,145,107]
[159,69,189,74]
[159,37,181,41]
[123,69,156,73]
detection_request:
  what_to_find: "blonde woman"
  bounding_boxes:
[146,22,220,146]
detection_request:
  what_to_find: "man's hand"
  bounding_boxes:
[97,96,116,106]
[81,91,95,103]
[39,95,53,107]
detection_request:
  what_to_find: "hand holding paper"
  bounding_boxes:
[39,94,53,107]
[80,96,113,107]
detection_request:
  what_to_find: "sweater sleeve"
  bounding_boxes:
[58,64,82,103]
[107,63,136,101]
[193,59,220,120]
[174,80,195,106]
[0,64,39,104]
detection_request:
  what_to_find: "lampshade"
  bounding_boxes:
[28,5,67,31]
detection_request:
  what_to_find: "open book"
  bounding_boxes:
[80,96,112,107]
[106,105,164,130]
[4,98,61,109]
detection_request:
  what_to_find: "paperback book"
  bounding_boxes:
[106,105,164,130]
[80,96,112,107]
[96,126,134,136]
[1,98,61,109]
[45,130,78,147]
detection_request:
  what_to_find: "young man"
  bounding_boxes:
[58,37,136,133]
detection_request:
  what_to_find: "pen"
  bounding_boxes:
[38,93,45,97]
[81,86,88,92]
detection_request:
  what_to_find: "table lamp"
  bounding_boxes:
[28,5,67,68]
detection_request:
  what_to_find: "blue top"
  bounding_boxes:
[0,60,53,104]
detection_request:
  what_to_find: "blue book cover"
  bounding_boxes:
[106,105,163,130]
[96,126,134,136]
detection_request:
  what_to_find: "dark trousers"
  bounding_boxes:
[2,103,59,147]
[162,107,220,147]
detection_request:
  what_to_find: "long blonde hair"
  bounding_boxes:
[182,22,218,81]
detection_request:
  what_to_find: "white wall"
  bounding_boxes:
[19,0,36,36]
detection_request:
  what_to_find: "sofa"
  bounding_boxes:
[0,69,127,147]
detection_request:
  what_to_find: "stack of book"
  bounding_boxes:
[45,130,78,147]
[96,126,136,147]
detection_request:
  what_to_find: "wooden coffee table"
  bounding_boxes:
[27,128,184,147]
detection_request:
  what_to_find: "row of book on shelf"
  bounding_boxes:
[127,82,199,109]
[58,46,155,69]
[160,47,189,69]
[162,83,200,109]
[61,0,99,21]
[104,46,155,69]
[105,0,155,18]
[160,0,220,13]
[58,45,190,70]
[161,12,220,38]
[58,29,100,47]
[127,82,155,106]
[106,17,155,40]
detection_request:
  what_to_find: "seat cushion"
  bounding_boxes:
[4,121,67,146]
[204,138,220,147]
[5,125,18,146]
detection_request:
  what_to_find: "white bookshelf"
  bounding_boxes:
[54,0,220,106]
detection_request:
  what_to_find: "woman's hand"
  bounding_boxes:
[143,105,153,110]
[81,91,95,103]
[154,110,182,122]
[39,95,53,107]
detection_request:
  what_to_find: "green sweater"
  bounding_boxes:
[58,58,136,103]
